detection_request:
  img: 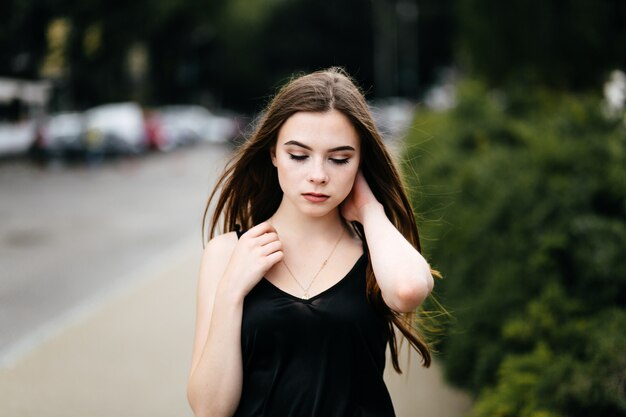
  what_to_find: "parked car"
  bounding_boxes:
[158,105,238,144]
[0,120,38,157]
[31,112,85,159]
[153,108,202,148]
[143,109,180,152]
[83,102,147,155]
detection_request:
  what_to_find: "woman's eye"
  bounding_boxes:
[330,158,350,165]
[288,153,349,165]
[289,154,308,161]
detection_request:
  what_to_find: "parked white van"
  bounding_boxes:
[84,102,147,155]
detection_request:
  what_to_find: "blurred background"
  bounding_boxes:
[0,0,625,416]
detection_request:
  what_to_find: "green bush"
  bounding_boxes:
[404,80,626,416]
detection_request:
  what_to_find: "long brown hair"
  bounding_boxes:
[202,67,439,371]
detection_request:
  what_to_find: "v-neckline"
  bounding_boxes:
[261,253,366,303]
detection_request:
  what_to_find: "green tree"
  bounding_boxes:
[404,81,626,416]
[212,0,377,112]
[0,0,56,79]
[455,0,626,90]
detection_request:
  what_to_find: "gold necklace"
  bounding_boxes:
[280,227,345,299]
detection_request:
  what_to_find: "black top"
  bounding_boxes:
[233,229,396,417]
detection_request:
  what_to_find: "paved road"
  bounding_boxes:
[0,143,232,365]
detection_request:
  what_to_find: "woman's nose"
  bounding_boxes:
[308,160,329,184]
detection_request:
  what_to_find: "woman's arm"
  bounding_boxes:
[187,223,283,417]
[341,172,434,313]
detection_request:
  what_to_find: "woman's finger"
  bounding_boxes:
[256,231,280,246]
[261,240,282,255]
[265,250,284,265]
[246,221,276,237]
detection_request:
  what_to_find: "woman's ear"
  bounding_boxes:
[270,146,277,167]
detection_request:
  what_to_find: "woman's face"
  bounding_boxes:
[271,109,361,218]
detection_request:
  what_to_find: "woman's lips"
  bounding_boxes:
[302,193,329,203]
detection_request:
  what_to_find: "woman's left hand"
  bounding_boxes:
[341,171,383,223]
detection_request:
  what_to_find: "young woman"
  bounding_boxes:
[188,68,437,417]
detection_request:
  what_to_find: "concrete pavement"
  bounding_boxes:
[0,238,200,417]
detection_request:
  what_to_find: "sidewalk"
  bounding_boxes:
[0,243,471,417]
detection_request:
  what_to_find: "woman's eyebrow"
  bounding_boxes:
[283,140,355,152]
[328,145,356,152]
[284,140,312,150]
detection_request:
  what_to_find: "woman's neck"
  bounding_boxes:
[268,203,345,240]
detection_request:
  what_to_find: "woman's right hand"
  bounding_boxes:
[220,222,283,298]
[189,223,281,416]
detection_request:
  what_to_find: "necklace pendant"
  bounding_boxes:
[278,227,344,303]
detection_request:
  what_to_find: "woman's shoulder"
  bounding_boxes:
[201,231,239,264]
[205,230,239,250]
